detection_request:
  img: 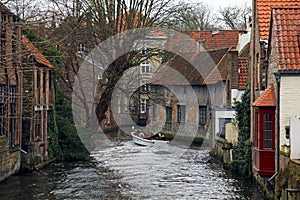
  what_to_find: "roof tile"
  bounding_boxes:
[253,84,276,107]
[152,48,229,86]
[257,0,300,40]
[168,30,246,52]
[22,36,54,69]
[271,6,300,71]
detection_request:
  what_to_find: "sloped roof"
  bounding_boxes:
[257,0,300,40]
[238,43,250,89]
[204,49,231,85]
[152,48,229,86]
[182,30,245,50]
[253,84,276,107]
[271,6,300,71]
[0,3,16,16]
[147,28,167,38]
[22,36,54,69]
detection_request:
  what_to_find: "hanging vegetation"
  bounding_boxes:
[23,27,89,161]
[231,84,252,178]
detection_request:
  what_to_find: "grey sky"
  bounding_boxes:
[192,0,252,11]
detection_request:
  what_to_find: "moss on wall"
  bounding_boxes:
[160,132,208,146]
[276,159,300,200]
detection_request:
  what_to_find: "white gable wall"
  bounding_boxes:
[290,116,300,159]
[280,76,300,151]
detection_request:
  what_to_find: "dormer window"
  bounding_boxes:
[141,61,150,74]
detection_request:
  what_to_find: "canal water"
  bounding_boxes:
[0,141,264,199]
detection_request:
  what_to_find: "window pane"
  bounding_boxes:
[264,132,272,139]
[0,84,5,103]
[141,62,150,74]
[263,113,273,149]
[140,99,146,113]
[268,113,272,121]
[166,107,172,122]
[0,104,5,136]
[10,103,16,147]
[10,85,16,103]
[268,122,271,130]
[219,118,231,134]
[263,140,272,148]
[177,105,186,122]
[199,106,206,125]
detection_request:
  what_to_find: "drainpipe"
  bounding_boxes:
[268,72,280,182]
[19,27,27,155]
[19,64,26,154]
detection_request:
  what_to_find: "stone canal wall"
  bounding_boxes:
[275,154,300,200]
[210,138,232,168]
[0,136,21,182]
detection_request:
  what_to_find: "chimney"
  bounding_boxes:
[197,40,205,53]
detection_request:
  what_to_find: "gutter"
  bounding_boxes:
[268,72,280,182]
[278,70,300,75]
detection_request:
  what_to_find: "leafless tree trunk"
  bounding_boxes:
[41,0,176,128]
[218,5,251,30]
[161,2,217,30]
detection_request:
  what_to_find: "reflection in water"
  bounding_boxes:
[0,141,264,200]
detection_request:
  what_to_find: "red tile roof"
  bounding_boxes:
[238,59,248,89]
[22,36,54,69]
[147,28,167,38]
[204,50,230,85]
[182,30,246,50]
[238,43,250,89]
[166,30,245,57]
[271,6,300,71]
[253,84,276,107]
[257,0,300,40]
[152,48,229,86]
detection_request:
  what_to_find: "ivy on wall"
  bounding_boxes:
[231,84,252,178]
[24,27,89,161]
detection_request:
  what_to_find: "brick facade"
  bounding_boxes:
[0,3,22,182]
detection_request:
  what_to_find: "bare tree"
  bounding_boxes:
[218,4,251,30]
[5,0,56,24]
[162,2,217,30]
[42,0,177,128]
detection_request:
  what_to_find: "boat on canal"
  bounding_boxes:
[131,130,169,147]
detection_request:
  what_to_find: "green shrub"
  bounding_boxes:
[231,84,252,178]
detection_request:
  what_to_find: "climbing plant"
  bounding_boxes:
[231,84,252,178]
[23,27,89,161]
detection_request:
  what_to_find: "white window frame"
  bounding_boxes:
[77,43,85,53]
[140,99,147,114]
[141,61,150,74]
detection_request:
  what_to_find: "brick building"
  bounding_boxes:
[0,3,22,182]
[0,3,55,181]
[250,1,300,199]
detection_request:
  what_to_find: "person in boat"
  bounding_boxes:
[139,132,145,138]
[148,132,164,140]
[138,128,145,138]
